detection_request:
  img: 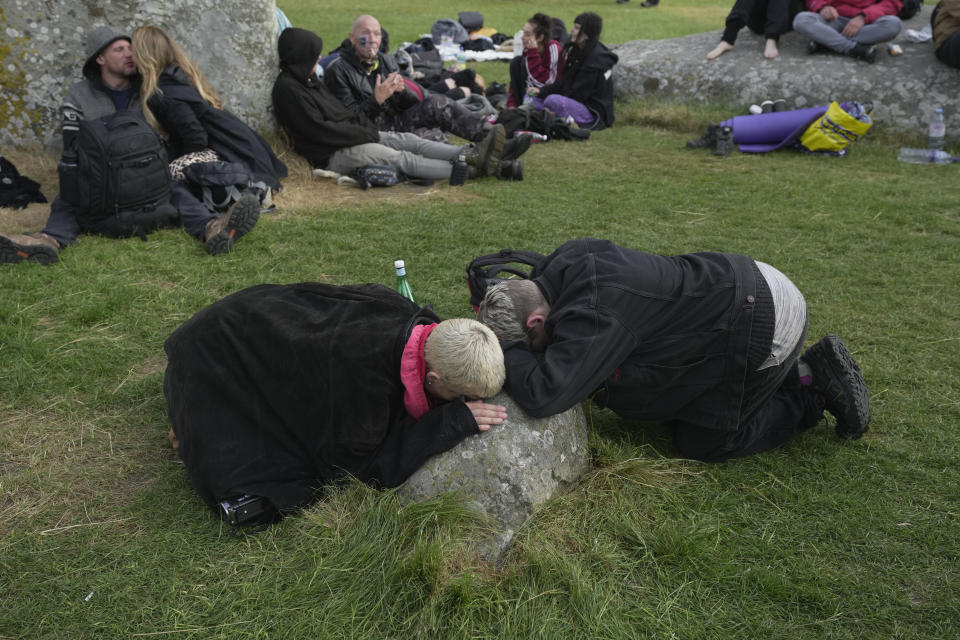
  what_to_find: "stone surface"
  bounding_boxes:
[0,0,278,149]
[397,391,590,561]
[613,9,960,134]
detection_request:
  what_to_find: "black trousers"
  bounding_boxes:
[936,34,960,69]
[721,0,798,43]
[673,323,823,462]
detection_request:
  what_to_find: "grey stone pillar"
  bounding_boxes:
[0,0,278,148]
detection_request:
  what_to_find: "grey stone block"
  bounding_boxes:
[396,391,590,561]
[613,8,960,135]
[1,0,278,148]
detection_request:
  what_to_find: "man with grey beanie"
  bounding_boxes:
[0,26,256,264]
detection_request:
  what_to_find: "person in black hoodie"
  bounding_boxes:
[164,282,507,523]
[477,239,871,462]
[529,12,618,130]
[272,28,529,181]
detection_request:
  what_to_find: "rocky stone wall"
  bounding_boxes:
[0,0,277,149]
[613,9,960,135]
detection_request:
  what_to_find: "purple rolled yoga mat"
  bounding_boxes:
[721,106,828,152]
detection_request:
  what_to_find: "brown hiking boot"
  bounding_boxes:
[203,193,260,255]
[0,232,60,265]
[466,124,506,177]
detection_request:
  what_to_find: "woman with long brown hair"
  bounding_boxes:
[131,25,286,203]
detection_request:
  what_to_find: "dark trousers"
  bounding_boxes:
[722,0,797,43]
[41,183,214,246]
[673,325,823,462]
[936,33,960,69]
[508,56,526,107]
[382,94,486,142]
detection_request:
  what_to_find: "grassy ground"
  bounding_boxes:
[2,2,959,638]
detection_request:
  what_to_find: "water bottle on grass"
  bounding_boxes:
[928,108,946,150]
[394,260,416,303]
[897,148,957,164]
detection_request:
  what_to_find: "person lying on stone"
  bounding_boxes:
[933,0,960,69]
[164,282,508,521]
[793,0,903,63]
[272,28,532,182]
[324,14,491,143]
[0,26,261,264]
[477,238,871,463]
[131,25,287,248]
[707,0,805,60]
[526,12,618,130]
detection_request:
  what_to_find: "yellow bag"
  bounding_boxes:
[799,101,872,152]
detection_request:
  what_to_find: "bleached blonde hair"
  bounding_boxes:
[424,319,505,398]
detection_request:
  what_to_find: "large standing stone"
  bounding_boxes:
[397,391,590,561]
[0,0,278,149]
[613,9,960,134]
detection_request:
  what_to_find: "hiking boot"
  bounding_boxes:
[714,125,734,157]
[496,159,524,181]
[641,0,659,6]
[801,334,871,439]
[686,123,719,149]
[203,192,260,255]
[465,124,506,177]
[0,232,59,265]
[502,133,533,162]
[847,43,877,63]
[806,40,827,55]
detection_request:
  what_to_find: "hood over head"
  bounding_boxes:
[83,25,132,80]
[278,27,323,83]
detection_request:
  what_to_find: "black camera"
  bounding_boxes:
[218,494,271,526]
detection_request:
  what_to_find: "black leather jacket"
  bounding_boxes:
[323,40,419,122]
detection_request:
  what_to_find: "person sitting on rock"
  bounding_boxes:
[527,12,618,130]
[477,238,871,463]
[707,0,805,60]
[273,28,531,182]
[0,26,261,264]
[164,281,508,522]
[933,0,960,69]
[793,0,903,63]
[506,12,562,108]
[324,15,491,143]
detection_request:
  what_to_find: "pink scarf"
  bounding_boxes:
[400,323,437,419]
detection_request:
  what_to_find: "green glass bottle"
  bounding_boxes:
[394,259,416,304]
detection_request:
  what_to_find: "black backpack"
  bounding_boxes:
[495,107,591,141]
[182,160,267,212]
[466,249,545,311]
[59,111,178,237]
[0,156,47,209]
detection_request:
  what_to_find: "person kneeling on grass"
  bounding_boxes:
[272,28,532,183]
[477,238,870,463]
[164,282,508,527]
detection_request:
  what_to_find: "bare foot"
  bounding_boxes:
[764,39,779,59]
[168,428,179,450]
[706,41,734,60]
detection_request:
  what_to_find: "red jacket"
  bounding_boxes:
[804,0,903,23]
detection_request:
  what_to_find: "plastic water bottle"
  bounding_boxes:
[394,260,416,303]
[928,108,946,150]
[897,147,958,164]
[515,130,548,143]
[449,154,468,186]
[455,47,467,66]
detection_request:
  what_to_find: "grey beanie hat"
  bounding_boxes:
[83,25,132,77]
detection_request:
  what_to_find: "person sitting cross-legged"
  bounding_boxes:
[793,0,903,63]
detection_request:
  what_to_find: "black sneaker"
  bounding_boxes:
[203,192,260,255]
[801,334,871,439]
[714,125,734,157]
[686,124,718,149]
[806,40,827,55]
[847,43,876,63]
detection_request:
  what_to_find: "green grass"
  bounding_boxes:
[2,2,960,638]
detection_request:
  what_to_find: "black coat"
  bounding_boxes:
[149,67,287,190]
[500,239,768,430]
[273,28,381,167]
[164,283,479,513]
[323,40,419,121]
[539,41,618,130]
